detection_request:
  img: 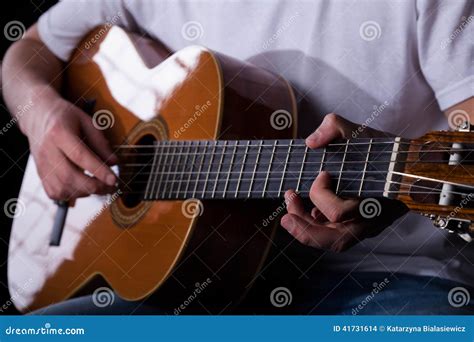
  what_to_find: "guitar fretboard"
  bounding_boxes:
[122,138,402,201]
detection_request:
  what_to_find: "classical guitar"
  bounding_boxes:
[8,26,474,313]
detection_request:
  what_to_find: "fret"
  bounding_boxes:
[168,141,183,198]
[145,141,160,200]
[155,142,171,197]
[175,141,190,198]
[335,140,349,194]
[184,141,198,198]
[262,140,278,198]
[248,140,263,198]
[223,141,238,198]
[319,147,326,174]
[192,141,208,198]
[212,141,227,198]
[163,141,179,197]
[235,140,249,198]
[202,141,217,197]
[296,145,308,193]
[150,143,165,199]
[278,140,293,197]
[358,138,372,196]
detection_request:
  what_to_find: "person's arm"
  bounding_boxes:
[2,24,117,200]
[444,97,474,125]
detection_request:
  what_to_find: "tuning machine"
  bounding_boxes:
[429,215,473,242]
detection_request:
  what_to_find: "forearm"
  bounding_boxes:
[2,26,64,135]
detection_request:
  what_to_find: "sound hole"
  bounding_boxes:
[119,134,156,208]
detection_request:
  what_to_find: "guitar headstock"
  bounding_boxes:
[393,122,474,242]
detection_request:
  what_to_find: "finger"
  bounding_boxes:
[309,171,358,223]
[305,113,355,149]
[281,213,347,250]
[311,207,328,223]
[79,113,118,165]
[284,190,313,223]
[56,154,116,198]
[59,133,117,186]
[281,214,320,247]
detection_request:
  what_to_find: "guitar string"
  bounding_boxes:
[118,177,473,198]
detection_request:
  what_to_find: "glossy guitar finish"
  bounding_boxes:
[9,26,474,314]
[9,26,296,313]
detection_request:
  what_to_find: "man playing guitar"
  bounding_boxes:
[2,0,473,314]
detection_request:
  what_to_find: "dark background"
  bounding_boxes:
[0,0,57,314]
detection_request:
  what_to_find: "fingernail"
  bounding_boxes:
[106,174,116,186]
[306,129,320,145]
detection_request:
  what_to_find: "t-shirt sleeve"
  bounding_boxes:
[416,0,473,111]
[37,0,138,61]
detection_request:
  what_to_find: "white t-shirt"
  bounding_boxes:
[38,0,474,285]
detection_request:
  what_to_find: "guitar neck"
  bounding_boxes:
[123,138,406,201]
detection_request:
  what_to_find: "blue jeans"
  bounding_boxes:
[32,272,473,315]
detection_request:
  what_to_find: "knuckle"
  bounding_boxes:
[324,113,339,125]
[327,207,344,222]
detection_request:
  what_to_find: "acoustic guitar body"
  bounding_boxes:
[8,26,297,313]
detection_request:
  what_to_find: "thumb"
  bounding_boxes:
[80,111,118,165]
